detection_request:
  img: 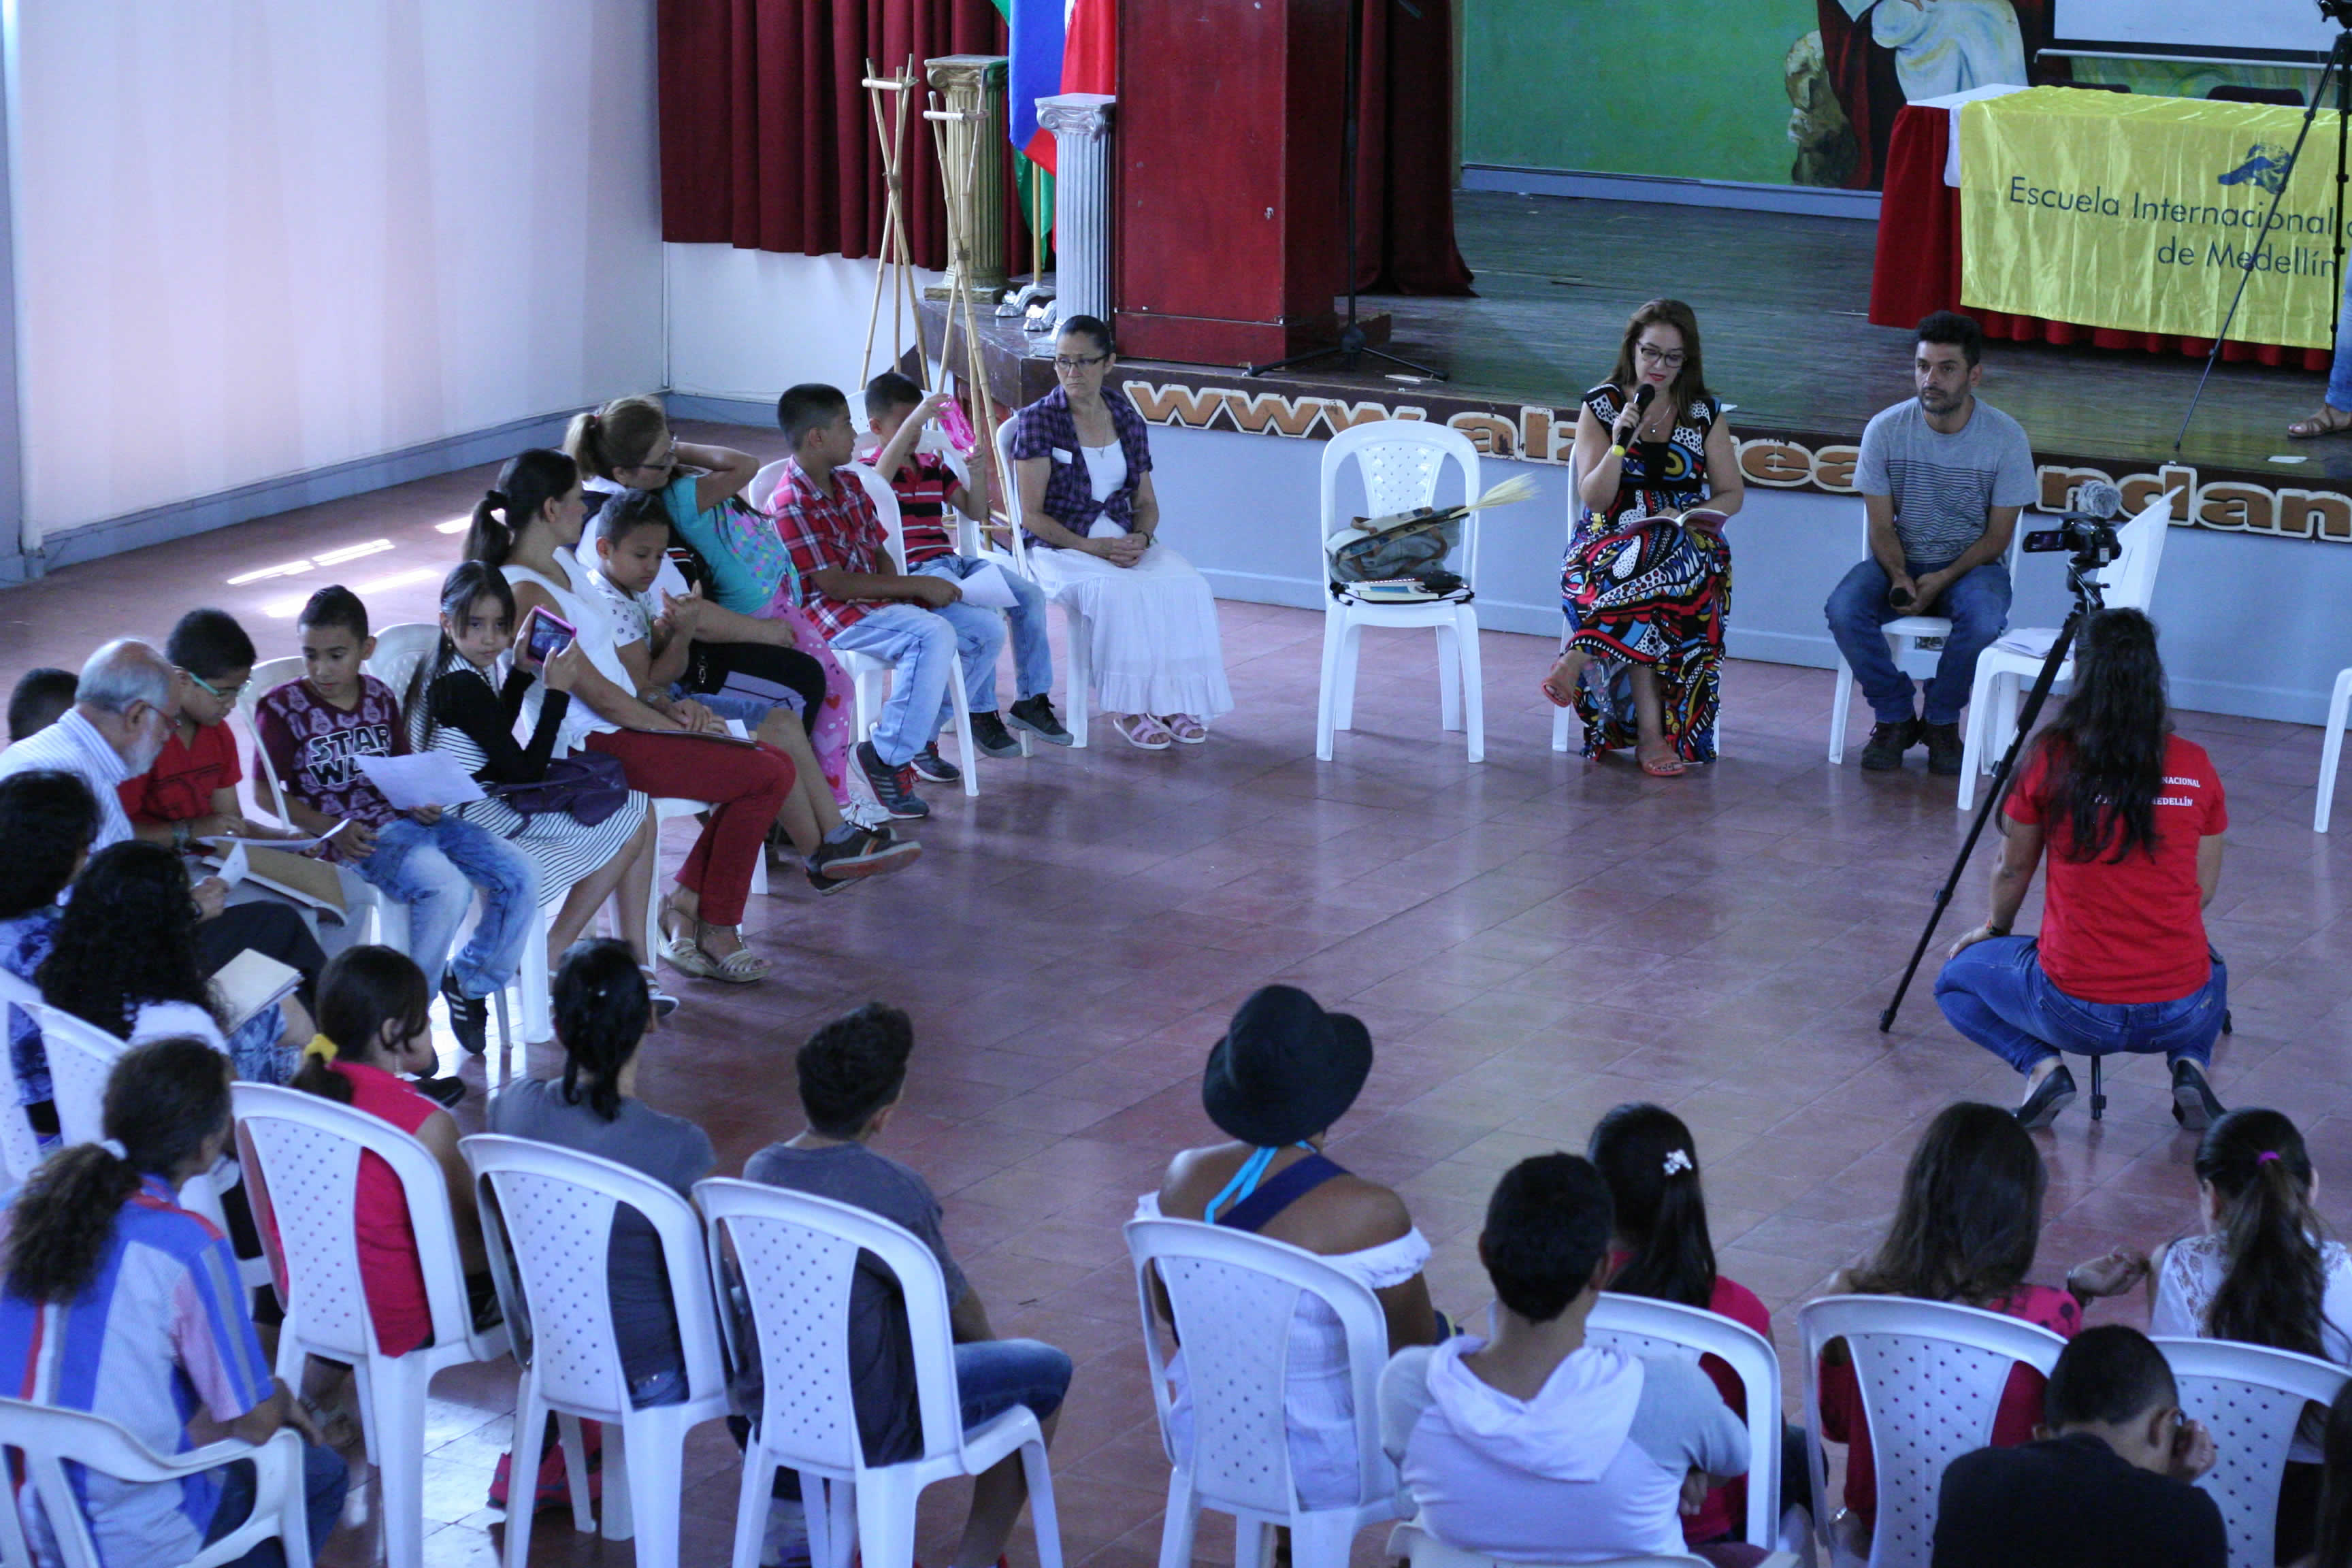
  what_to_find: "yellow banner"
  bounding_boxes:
[1959,88,2345,349]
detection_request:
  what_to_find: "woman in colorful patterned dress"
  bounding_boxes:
[1541,299,1745,775]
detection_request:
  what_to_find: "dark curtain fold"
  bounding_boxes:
[658,0,1029,268]
[1354,0,1475,297]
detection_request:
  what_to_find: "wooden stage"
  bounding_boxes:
[933,191,2344,525]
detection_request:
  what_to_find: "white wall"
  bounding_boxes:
[13,0,666,544]
[664,244,942,408]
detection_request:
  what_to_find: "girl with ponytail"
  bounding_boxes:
[0,1037,346,1565]
[291,945,488,1357]
[1588,1103,1777,1552]
[2153,1106,2349,1360]
[463,448,793,985]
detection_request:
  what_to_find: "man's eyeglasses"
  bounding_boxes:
[182,670,248,702]
[1635,344,1686,368]
[1054,353,1110,370]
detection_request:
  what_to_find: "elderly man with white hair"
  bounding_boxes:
[0,638,176,847]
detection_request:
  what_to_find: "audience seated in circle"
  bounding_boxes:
[1380,1152,1758,1567]
[0,1036,348,1568]
[255,585,540,1056]
[1142,984,1442,1510]
[1931,1323,2225,1568]
[742,1002,1071,1568]
[486,938,715,1408]
[1816,1101,2144,1547]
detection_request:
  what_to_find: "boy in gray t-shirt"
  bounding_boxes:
[1825,311,2037,775]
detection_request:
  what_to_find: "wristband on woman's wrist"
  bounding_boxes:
[1984,922,2011,937]
[1609,443,1627,459]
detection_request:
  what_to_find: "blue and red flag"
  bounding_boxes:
[998,0,1115,175]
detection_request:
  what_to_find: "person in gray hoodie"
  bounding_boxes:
[1379,1153,1758,1567]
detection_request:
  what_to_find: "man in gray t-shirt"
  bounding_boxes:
[1825,312,2036,775]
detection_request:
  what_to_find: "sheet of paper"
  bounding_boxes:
[214,840,250,889]
[355,752,487,811]
[953,561,1022,609]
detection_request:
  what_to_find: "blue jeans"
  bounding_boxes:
[956,1338,1072,1428]
[914,555,1054,710]
[2332,267,2352,410]
[829,603,985,767]
[204,1443,350,1566]
[1824,557,2012,725]
[350,816,539,998]
[1936,936,2227,1073]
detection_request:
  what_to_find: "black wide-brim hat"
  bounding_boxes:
[1200,984,1373,1147]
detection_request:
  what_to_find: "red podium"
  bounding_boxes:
[1113,0,1388,368]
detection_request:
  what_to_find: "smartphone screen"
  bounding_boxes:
[521,606,576,664]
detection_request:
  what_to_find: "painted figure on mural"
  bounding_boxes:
[1815,0,2048,189]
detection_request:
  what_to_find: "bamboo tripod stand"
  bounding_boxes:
[924,95,1004,519]
[858,58,927,392]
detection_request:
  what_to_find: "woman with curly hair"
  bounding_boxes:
[37,840,309,1084]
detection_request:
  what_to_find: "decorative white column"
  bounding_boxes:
[1037,93,1115,325]
[924,55,1009,301]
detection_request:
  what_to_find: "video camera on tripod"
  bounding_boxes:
[2021,479,2125,577]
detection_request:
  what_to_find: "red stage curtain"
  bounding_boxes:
[657,0,1029,268]
[659,0,1473,297]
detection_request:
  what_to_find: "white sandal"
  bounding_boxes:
[1114,713,1174,751]
[696,923,769,984]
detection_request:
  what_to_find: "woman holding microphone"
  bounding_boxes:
[1541,299,1744,775]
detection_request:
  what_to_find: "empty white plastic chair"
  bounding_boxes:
[696,1176,1065,1568]
[995,414,1096,748]
[232,1082,508,1568]
[1125,1215,1396,1568]
[2153,1336,2351,1568]
[1798,1294,2068,1568]
[1588,1292,1782,1550]
[1316,423,1484,764]
[1826,507,2026,768]
[462,1134,733,1568]
[1953,489,2180,810]
[0,1396,315,1568]
[2317,667,2352,833]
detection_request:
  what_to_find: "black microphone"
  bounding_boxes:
[1632,383,1656,416]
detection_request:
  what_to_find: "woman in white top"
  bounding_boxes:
[463,450,795,985]
[1140,985,1441,1510]
[1008,315,1233,751]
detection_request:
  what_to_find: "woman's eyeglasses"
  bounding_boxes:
[1054,353,1110,370]
[1635,344,1686,368]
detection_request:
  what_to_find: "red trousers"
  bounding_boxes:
[585,728,792,926]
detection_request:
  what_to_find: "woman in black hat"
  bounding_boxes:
[1138,985,1442,1509]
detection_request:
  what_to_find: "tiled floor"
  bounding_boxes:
[6,434,2351,1567]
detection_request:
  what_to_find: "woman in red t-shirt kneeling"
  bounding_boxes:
[1935,608,2229,1131]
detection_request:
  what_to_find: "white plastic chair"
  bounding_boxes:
[2313,666,2351,832]
[1588,1292,1782,1550]
[1826,509,2027,766]
[1798,1294,2067,1568]
[2153,1337,2351,1568]
[1124,1216,1396,1568]
[0,1397,315,1568]
[696,1177,1065,1568]
[363,622,444,713]
[1386,1518,1796,1568]
[836,461,985,794]
[0,971,50,1183]
[232,1082,509,1568]
[995,414,1097,748]
[1317,423,1484,764]
[1954,489,2181,809]
[461,1135,733,1568]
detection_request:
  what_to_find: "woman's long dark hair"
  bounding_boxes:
[290,946,433,1107]
[3,1037,231,1302]
[2313,1382,2352,1568]
[463,448,579,572]
[2196,1108,2332,1357]
[1605,298,1713,414]
[37,841,218,1037]
[408,561,518,750]
[553,940,650,1122]
[1588,1102,1717,1309]
[2031,607,2170,864]
[1846,1102,2046,1305]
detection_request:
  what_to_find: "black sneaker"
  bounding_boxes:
[2172,1058,2227,1130]
[412,1073,468,1109]
[909,743,962,784]
[808,866,859,896]
[1007,694,1075,747]
[967,711,1024,759]
[1923,721,1965,777]
[2012,1063,2076,1130]
[856,740,930,819]
[440,973,490,1055]
[808,826,924,882]
[1859,717,1919,771]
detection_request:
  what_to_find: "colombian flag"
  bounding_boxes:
[996,0,1115,176]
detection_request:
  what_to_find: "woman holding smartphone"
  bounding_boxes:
[463,448,793,985]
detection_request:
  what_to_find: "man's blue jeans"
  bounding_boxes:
[1936,935,2226,1073]
[205,1443,350,1566]
[350,815,539,998]
[830,602,997,767]
[914,555,1054,710]
[1824,557,2011,725]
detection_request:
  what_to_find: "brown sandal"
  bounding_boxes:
[2288,404,2352,440]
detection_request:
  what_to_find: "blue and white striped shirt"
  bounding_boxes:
[0,710,134,849]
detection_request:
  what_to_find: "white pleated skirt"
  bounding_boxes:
[1033,542,1235,719]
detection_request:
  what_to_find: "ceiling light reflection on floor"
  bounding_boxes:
[226,557,314,587]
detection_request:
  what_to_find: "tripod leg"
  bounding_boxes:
[2088,1054,2105,1122]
